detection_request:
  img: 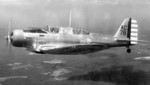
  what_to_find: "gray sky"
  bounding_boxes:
[0,0,150,35]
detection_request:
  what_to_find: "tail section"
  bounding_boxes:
[114,18,138,45]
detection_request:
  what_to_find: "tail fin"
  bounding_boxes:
[114,18,138,45]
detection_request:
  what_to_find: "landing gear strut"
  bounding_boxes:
[126,47,131,53]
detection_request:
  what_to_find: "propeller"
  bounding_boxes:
[5,18,12,57]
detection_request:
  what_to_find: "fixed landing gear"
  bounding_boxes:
[127,48,131,53]
[126,46,131,53]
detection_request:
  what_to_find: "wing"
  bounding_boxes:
[25,37,75,54]
[37,43,76,53]
[38,43,110,54]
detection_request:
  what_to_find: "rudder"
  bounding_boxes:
[130,19,138,45]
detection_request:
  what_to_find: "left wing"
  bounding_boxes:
[25,37,76,54]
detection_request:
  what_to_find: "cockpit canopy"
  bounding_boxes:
[43,25,90,35]
[42,26,59,33]
[25,25,90,35]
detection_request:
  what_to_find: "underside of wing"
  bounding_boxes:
[40,43,109,54]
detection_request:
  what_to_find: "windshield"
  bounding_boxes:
[42,26,49,32]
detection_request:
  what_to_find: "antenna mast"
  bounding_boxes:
[69,10,72,28]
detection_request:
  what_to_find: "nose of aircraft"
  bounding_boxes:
[5,30,26,47]
[5,31,13,45]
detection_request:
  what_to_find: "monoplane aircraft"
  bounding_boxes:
[5,18,139,55]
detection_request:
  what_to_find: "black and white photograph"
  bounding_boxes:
[0,0,150,85]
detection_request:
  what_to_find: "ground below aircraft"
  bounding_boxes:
[5,18,139,55]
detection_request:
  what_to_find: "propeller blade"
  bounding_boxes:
[6,38,8,48]
[9,18,12,57]
[8,18,12,35]
[9,41,11,57]
[5,18,12,58]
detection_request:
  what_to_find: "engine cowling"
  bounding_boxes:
[11,30,26,47]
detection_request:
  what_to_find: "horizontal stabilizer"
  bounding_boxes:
[116,39,149,43]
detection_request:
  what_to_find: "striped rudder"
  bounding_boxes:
[130,19,138,44]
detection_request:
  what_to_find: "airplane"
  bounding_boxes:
[5,17,139,55]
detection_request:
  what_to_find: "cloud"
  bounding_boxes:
[134,56,150,60]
